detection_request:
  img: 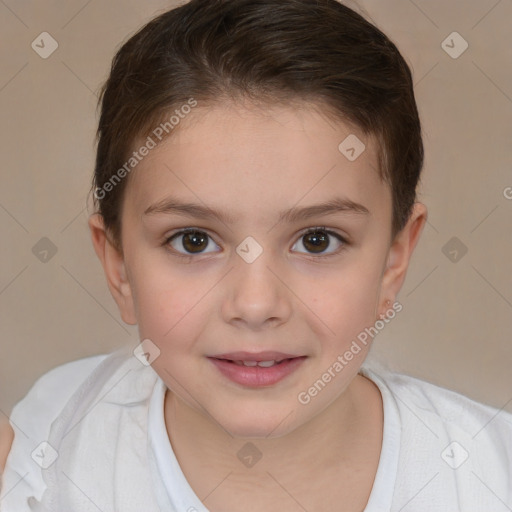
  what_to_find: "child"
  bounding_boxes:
[1,0,511,510]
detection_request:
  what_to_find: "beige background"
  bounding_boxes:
[0,0,511,418]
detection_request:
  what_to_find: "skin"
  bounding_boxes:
[0,419,14,476]
[89,100,427,511]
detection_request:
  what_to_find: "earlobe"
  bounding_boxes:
[378,202,428,315]
[88,214,137,325]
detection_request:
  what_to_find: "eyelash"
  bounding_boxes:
[162,226,349,261]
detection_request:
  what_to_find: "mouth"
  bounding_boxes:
[211,357,296,368]
[207,353,307,387]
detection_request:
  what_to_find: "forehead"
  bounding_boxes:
[123,101,389,223]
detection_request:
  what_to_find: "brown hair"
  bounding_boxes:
[91,0,423,251]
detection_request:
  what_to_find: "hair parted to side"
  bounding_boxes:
[91,0,424,252]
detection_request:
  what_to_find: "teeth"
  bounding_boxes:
[256,360,277,367]
[231,360,281,367]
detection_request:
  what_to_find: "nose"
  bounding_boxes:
[221,251,293,330]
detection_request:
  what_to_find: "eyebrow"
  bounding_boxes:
[143,195,370,224]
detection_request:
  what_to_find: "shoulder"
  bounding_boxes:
[365,364,512,503]
[361,360,512,438]
[0,353,111,509]
[384,370,512,441]
[8,354,112,443]
[370,364,512,488]
[9,352,112,439]
[15,353,111,417]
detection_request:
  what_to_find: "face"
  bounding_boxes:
[91,101,425,438]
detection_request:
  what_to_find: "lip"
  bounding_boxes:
[208,355,307,387]
[210,351,302,362]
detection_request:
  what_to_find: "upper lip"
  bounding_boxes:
[209,351,304,362]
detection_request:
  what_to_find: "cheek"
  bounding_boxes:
[303,261,382,342]
[129,257,207,340]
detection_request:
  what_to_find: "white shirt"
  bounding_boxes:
[1,346,511,511]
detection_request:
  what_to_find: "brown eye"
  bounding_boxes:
[291,228,346,256]
[303,230,330,253]
[167,229,219,255]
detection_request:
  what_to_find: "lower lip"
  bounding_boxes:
[208,357,307,387]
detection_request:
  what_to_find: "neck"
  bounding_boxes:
[163,373,383,504]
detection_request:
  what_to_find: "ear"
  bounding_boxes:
[88,213,137,325]
[377,202,427,315]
